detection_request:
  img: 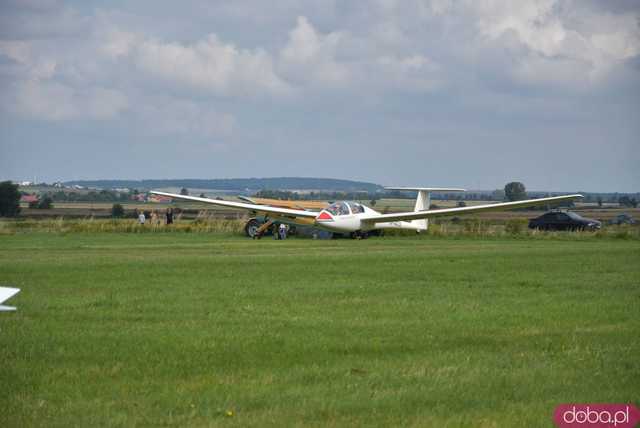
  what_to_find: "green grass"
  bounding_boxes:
[1,233,638,427]
[2,217,639,240]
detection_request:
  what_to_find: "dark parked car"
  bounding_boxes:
[528,211,601,231]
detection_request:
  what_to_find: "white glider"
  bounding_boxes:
[151,188,582,237]
[0,287,20,311]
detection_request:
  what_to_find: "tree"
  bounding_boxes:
[0,181,21,217]
[111,203,125,218]
[504,182,527,202]
[180,187,189,196]
[597,196,603,207]
[199,193,206,198]
[619,196,638,208]
[37,196,53,209]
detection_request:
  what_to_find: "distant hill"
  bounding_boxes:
[64,177,382,193]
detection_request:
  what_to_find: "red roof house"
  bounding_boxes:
[20,194,39,203]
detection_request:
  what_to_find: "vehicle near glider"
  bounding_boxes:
[529,211,601,231]
[151,187,583,238]
[238,196,328,237]
[0,287,20,311]
[608,213,636,226]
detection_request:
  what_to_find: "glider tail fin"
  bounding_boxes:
[384,187,467,232]
[412,190,430,231]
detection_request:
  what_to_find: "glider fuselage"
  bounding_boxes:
[312,201,423,233]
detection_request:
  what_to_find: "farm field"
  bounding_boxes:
[17,199,640,226]
[1,233,639,427]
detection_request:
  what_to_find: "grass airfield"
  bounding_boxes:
[1,233,639,427]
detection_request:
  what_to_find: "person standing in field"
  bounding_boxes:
[138,210,146,225]
[150,210,157,226]
[279,223,287,240]
[165,208,174,225]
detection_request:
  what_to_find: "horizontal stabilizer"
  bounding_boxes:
[385,187,466,192]
[0,287,20,312]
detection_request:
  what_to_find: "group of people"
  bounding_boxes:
[135,209,291,239]
[275,223,288,240]
[137,208,174,225]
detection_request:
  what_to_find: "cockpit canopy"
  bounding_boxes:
[324,201,365,216]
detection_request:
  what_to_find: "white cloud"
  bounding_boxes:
[0,40,31,64]
[279,16,351,87]
[278,15,443,91]
[104,30,291,97]
[467,0,640,86]
[102,28,140,58]
[102,15,446,96]
[375,54,443,91]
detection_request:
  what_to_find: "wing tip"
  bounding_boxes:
[0,287,20,307]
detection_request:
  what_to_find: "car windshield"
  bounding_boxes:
[325,201,350,216]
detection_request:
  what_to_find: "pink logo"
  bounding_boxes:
[554,404,640,428]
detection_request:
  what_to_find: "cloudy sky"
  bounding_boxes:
[1,0,638,192]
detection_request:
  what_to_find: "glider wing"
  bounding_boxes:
[150,191,317,219]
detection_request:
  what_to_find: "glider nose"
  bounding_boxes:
[315,210,333,222]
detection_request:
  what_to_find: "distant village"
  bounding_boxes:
[17,181,173,206]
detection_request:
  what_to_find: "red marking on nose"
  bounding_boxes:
[316,211,333,221]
